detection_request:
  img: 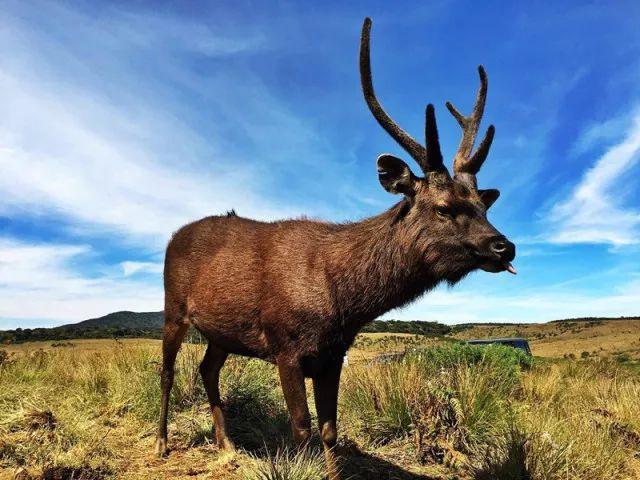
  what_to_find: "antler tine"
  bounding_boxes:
[447,66,494,175]
[425,104,444,171]
[360,18,432,173]
[468,124,495,174]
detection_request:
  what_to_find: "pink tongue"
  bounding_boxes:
[504,262,517,275]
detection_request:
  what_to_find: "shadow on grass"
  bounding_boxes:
[187,397,291,453]
[338,441,441,480]
[184,356,439,478]
[226,410,292,453]
[192,405,437,479]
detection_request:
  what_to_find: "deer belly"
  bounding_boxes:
[191,311,270,358]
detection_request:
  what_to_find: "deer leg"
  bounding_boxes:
[155,319,188,456]
[277,357,312,447]
[200,343,234,450]
[313,361,342,480]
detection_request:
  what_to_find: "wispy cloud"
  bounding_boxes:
[111,10,268,57]
[569,112,631,157]
[0,2,339,249]
[547,111,640,246]
[0,238,162,327]
[121,261,163,277]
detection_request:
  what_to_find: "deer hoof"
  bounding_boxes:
[219,437,236,451]
[155,437,169,457]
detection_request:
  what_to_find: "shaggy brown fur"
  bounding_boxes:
[155,18,516,480]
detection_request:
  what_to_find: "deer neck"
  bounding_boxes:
[326,200,439,325]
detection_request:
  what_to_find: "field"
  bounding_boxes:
[1,320,639,480]
[453,318,640,363]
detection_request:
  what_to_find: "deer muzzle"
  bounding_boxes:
[471,235,516,274]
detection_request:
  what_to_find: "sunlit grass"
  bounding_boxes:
[0,340,639,479]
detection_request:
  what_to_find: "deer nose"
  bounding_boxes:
[489,236,515,261]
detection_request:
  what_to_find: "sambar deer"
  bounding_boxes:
[156,17,516,480]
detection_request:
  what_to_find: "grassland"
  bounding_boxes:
[1,321,639,480]
[453,318,640,363]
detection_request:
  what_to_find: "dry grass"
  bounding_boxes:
[1,337,639,479]
[340,345,640,480]
[453,318,640,361]
[0,340,287,479]
[348,333,442,363]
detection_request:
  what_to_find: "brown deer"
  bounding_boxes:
[155,17,515,480]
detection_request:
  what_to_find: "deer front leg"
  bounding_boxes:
[313,361,342,480]
[277,357,312,447]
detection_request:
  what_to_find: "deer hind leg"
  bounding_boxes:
[155,317,188,456]
[277,357,312,448]
[200,343,234,450]
[313,361,343,480]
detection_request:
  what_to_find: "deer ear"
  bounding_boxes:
[478,189,500,209]
[377,154,417,196]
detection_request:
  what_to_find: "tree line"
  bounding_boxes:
[1,319,453,344]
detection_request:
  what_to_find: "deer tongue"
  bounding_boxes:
[504,262,517,275]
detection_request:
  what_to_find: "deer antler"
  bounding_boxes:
[360,18,443,173]
[447,66,495,176]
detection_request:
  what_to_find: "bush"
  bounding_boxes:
[406,342,532,394]
[340,343,529,465]
[615,353,631,364]
[220,357,289,450]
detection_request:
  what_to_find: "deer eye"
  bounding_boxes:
[435,205,453,219]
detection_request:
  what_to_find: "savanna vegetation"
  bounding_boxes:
[1,338,639,479]
[454,318,640,366]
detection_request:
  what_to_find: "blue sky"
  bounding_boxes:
[1,1,639,328]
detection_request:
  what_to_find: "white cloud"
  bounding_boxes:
[111,9,268,57]
[121,261,163,277]
[0,52,292,250]
[547,112,640,246]
[569,113,631,157]
[0,238,162,328]
[382,277,640,324]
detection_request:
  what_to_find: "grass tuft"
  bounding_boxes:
[239,447,326,480]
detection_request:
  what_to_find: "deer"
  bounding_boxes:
[155,17,516,480]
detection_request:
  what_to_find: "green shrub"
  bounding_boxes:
[615,353,631,364]
[340,343,528,464]
[220,357,289,450]
[406,343,532,394]
[407,342,532,370]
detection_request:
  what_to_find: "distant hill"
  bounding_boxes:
[548,316,639,323]
[0,311,164,344]
[361,319,450,336]
[0,311,450,344]
[59,311,163,330]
